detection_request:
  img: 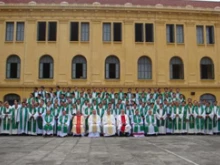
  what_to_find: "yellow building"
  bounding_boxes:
[0,0,220,103]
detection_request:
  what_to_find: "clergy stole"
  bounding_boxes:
[166,106,173,129]
[157,109,166,127]
[107,115,113,135]
[195,107,205,130]
[173,107,182,130]
[213,106,218,128]
[44,115,53,131]
[188,107,195,129]
[133,115,143,132]
[28,107,37,133]
[37,107,45,129]
[3,107,11,130]
[205,107,213,130]
[182,106,188,130]
[92,115,97,133]
[19,108,28,130]
[145,115,158,133]
[11,108,18,130]
[120,115,126,133]
[75,115,82,134]
[85,107,92,131]
[58,115,68,133]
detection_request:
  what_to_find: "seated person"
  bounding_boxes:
[43,110,54,136]
[145,109,158,136]
[57,111,70,137]
[131,110,144,137]
[88,110,101,137]
[72,110,85,136]
[117,109,131,136]
[102,109,116,136]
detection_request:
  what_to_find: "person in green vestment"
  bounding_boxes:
[28,103,38,135]
[1,102,12,134]
[165,102,173,134]
[11,100,19,135]
[36,102,46,134]
[131,110,144,137]
[213,101,218,134]
[194,102,205,134]
[181,101,188,134]
[83,103,93,134]
[145,109,158,135]
[172,102,183,134]
[156,103,167,134]
[0,101,3,134]
[57,111,70,137]
[17,102,29,135]
[205,102,214,135]
[187,102,195,134]
[43,110,54,136]
[217,103,220,134]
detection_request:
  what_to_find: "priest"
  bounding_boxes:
[194,102,205,134]
[72,110,85,136]
[36,102,46,134]
[17,102,29,135]
[57,110,70,137]
[88,110,101,137]
[1,102,12,134]
[102,109,116,136]
[131,110,144,137]
[156,103,167,134]
[172,102,183,134]
[145,109,158,135]
[28,103,37,135]
[117,109,131,136]
[43,110,54,136]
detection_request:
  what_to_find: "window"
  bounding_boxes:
[72,55,87,79]
[200,94,216,104]
[200,57,214,79]
[70,22,90,42]
[166,24,175,43]
[4,94,20,106]
[105,56,120,79]
[206,26,214,44]
[103,23,122,42]
[176,25,184,43]
[196,26,204,44]
[5,22,25,41]
[37,22,57,41]
[138,56,152,79]
[39,55,53,79]
[170,57,184,79]
[135,23,154,42]
[6,55,21,79]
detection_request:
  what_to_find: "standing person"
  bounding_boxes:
[187,102,195,134]
[43,110,54,136]
[165,102,173,134]
[51,103,61,135]
[131,110,144,137]
[57,111,70,137]
[117,109,131,136]
[156,103,167,135]
[1,102,12,134]
[194,102,205,134]
[88,110,101,137]
[172,102,183,134]
[181,101,188,134]
[36,102,46,134]
[217,104,220,134]
[28,103,37,135]
[11,100,19,135]
[205,102,214,135]
[145,109,158,136]
[72,110,85,136]
[213,101,218,134]
[0,101,3,133]
[17,102,29,135]
[102,109,116,137]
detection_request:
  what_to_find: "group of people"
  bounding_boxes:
[0,86,220,137]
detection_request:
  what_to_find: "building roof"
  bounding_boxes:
[0,0,220,9]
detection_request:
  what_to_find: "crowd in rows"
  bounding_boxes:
[0,86,219,137]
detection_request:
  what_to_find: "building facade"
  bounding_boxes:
[0,0,220,102]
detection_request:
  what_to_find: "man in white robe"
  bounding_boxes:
[57,111,70,137]
[28,104,38,135]
[131,110,144,137]
[156,103,167,134]
[72,110,85,136]
[36,102,46,134]
[172,102,183,134]
[145,109,158,135]
[43,110,54,136]
[117,109,131,136]
[102,109,116,136]
[205,102,214,135]
[194,102,206,134]
[88,110,101,137]
[17,102,29,135]
[1,102,12,134]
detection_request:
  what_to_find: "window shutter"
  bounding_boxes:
[72,63,76,78]
[17,63,20,78]
[50,63,53,78]
[105,63,109,79]
[170,64,173,79]
[83,63,86,78]
[166,25,170,43]
[181,64,184,79]
[211,64,214,79]
[116,63,119,79]
[39,63,43,78]
[6,63,10,78]
[206,27,209,44]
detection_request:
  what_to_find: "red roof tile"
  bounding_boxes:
[0,0,220,8]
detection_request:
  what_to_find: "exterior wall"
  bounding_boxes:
[0,5,220,101]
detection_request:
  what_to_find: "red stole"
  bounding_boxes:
[76,115,81,134]
[121,115,126,133]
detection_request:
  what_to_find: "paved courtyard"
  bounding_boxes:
[0,135,220,165]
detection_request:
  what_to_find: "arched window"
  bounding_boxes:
[170,57,184,79]
[105,56,120,79]
[4,93,20,106]
[138,56,152,79]
[72,55,87,79]
[6,55,21,79]
[200,94,216,104]
[200,57,214,79]
[39,55,53,79]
